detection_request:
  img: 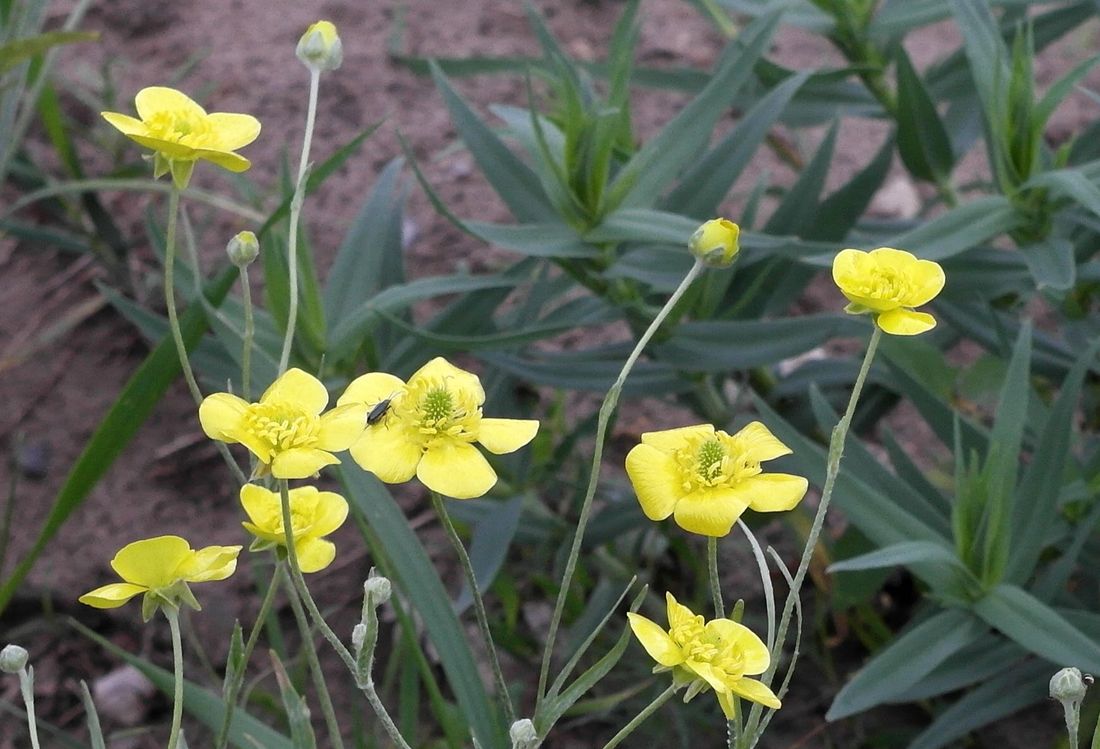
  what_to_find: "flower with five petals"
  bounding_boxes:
[79,536,240,620]
[625,422,807,537]
[338,357,539,499]
[628,593,781,717]
[199,368,367,479]
[240,484,348,573]
[832,247,945,336]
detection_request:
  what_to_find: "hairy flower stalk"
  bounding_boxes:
[2,645,40,749]
[163,606,186,749]
[538,256,706,704]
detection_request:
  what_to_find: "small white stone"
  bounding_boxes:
[92,665,155,726]
[870,176,921,220]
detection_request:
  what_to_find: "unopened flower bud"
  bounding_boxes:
[509,718,538,749]
[364,572,392,605]
[1051,666,1087,703]
[226,231,259,268]
[0,644,28,673]
[297,21,343,72]
[351,623,367,651]
[689,218,740,268]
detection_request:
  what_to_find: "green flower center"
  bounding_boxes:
[244,402,320,453]
[675,433,760,493]
[398,379,481,446]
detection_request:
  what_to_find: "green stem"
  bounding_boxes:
[278,67,321,375]
[708,536,724,619]
[429,491,516,724]
[164,607,185,749]
[239,265,254,400]
[602,685,679,749]
[537,259,705,702]
[276,480,412,749]
[284,566,346,749]
[214,563,284,749]
[163,187,247,485]
[16,665,41,749]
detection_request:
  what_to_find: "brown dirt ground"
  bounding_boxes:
[3,0,1099,746]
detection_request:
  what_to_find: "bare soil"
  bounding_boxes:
[3,0,1097,746]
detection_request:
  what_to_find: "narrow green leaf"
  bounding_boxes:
[895,47,955,182]
[892,639,1025,702]
[0,29,96,73]
[811,133,894,242]
[763,120,838,236]
[828,541,963,573]
[455,495,523,613]
[973,583,1100,672]
[948,0,1010,121]
[466,220,595,258]
[80,681,107,749]
[1027,168,1100,223]
[480,348,689,395]
[0,269,235,614]
[271,653,316,749]
[826,609,986,720]
[1020,237,1076,291]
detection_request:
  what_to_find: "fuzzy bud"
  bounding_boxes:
[509,718,538,749]
[688,218,740,268]
[1051,667,1087,703]
[351,623,367,652]
[297,21,343,72]
[363,572,392,605]
[226,231,259,268]
[0,644,28,673]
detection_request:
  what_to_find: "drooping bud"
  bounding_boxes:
[688,218,740,268]
[296,21,343,72]
[1051,666,1087,703]
[363,571,392,606]
[226,231,259,268]
[509,718,539,749]
[0,644,28,673]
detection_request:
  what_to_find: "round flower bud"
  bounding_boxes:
[0,644,28,673]
[364,573,392,605]
[1051,667,1088,703]
[226,231,259,268]
[509,718,538,749]
[297,21,343,72]
[689,218,740,268]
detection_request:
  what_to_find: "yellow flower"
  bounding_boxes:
[102,86,260,187]
[240,484,348,573]
[625,422,807,537]
[79,535,240,619]
[689,218,740,267]
[832,247,945,336]
[199,368,367,480]
[338,357,539,499]
[628,593,780,716]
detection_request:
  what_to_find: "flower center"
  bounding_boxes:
[855,266,910,304]
[674,433,760,494]
[244,402,320,455]
[397,378,481,447]
[673,618,748,680]
[145,110,216,148]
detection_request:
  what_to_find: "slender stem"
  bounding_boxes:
[284,566,347,749]
[708,536,724,619]
[278,67,321,375]
[164,607,185,749]
[239,266,255,400]
[163,186,248,485]
[214,563,284,749]
[276,480,412,749]
[766,327,881,684]
[1064,700,1080,749]
[602,685,678,749]
[17,666,41,749]
[429,491,516,724]
[538,260,705,702]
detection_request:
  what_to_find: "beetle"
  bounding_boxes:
[366,398,393,426]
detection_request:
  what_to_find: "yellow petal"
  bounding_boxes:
[135,86,207,120]
[477,418,539,454]
[261,368,329,413]
[685,660,728,693]
[673,488,750,537]
[739,474,809,513]
[877,308,936,336]
[101,111,147,136]
[831,248,865,293]
[902,258,946,307]
[348,424,422,484]
[240,484,276,530]
[417,441,496,499]
[179,545,241,582]
[317,403,367,451]
[79,583,147,609]
[625,443,682,521]
[126,133,200,159]
[310,491,349,537]
[272,447,339,479]
[205,112,261,150]
[640,424,714,454]
[732,421,792,463]
[705,619,771,674]
[199,392,249,443]
[296,538,336,573]
[409,357,484,405]
[194,149,252,173]
[338,372,407,407]
[728,677,782,709]
[716,689,737,719]
[627,612,684,667]
[665,592,698,631]
[110,536,193,589]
